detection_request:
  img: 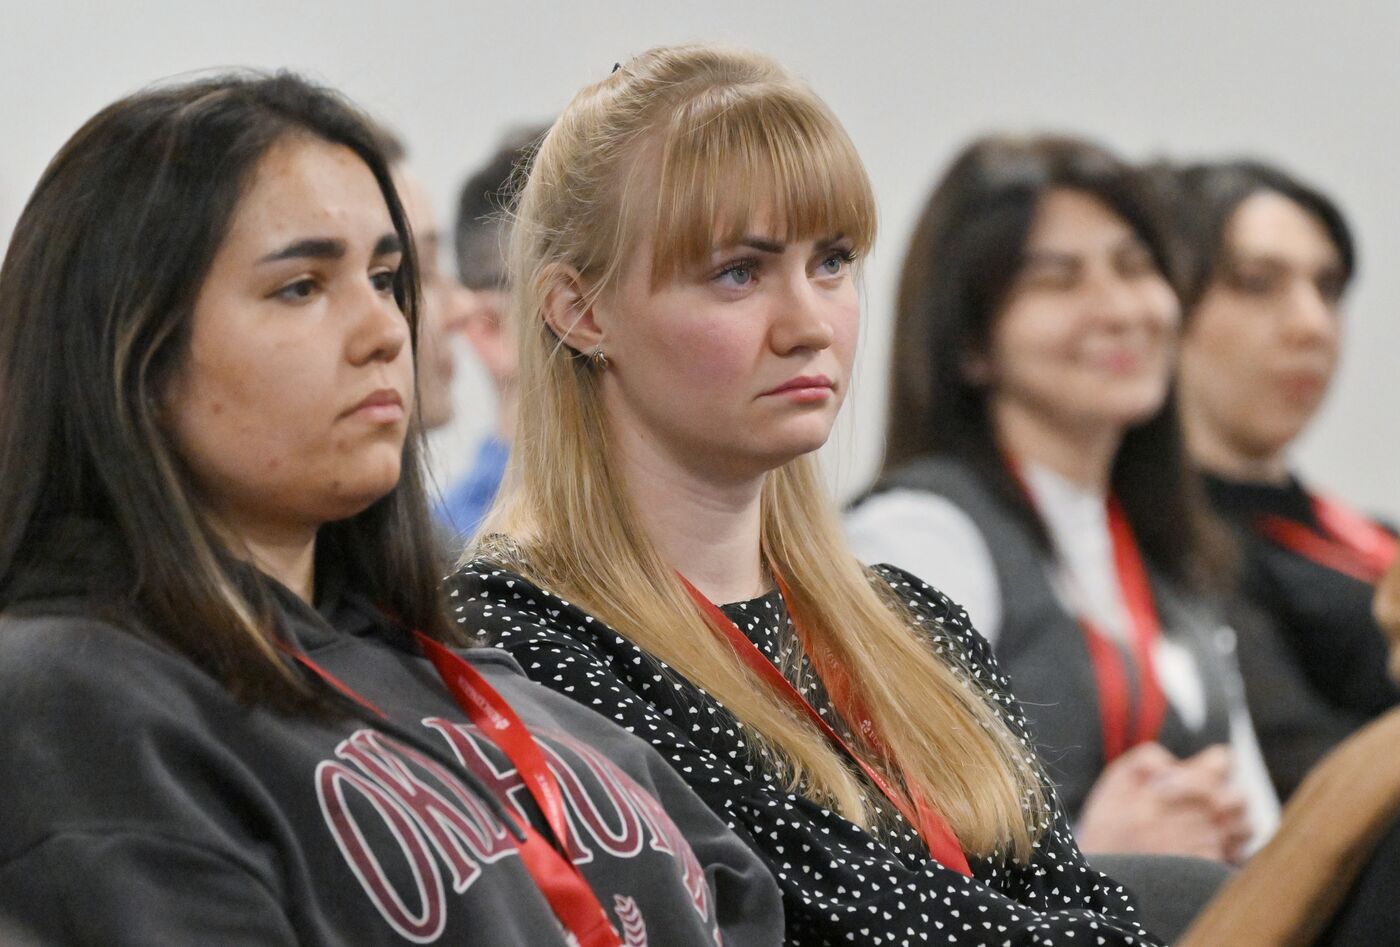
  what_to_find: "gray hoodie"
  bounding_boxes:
[0,524,782,946]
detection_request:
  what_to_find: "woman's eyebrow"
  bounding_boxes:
[1022,249,1078,266]
[259,237,345,264]
[737,235,785,254]
[257,232,401,264]
[731,233,847,254]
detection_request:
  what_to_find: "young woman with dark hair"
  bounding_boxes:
[847,134,1278,862]
[1171,160,1399,726]
[450,46,1169,945]
[0,72,780,946]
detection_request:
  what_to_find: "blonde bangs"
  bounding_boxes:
[644,85,877,283]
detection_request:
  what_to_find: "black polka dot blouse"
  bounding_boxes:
[448,559,1161,946]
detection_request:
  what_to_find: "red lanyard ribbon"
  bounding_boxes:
[1008,462,1167,763]
[1256,494,1399,585]
[1097,498,1168,760]
[678,572,974,877]
[287,633,622,947]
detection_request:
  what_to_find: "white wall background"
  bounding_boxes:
[3,0,1397,514]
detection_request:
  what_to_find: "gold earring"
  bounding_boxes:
[589,346,609,371]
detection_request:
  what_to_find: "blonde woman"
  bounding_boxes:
[450,46,1161,945]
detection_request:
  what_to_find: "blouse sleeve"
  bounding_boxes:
[451,565,1163,946]
[846,489,1005,644]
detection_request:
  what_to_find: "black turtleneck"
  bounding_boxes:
[1203,473,1400,718]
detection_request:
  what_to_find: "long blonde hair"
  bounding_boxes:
[481,44,1047,861]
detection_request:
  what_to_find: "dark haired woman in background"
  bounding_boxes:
[0,73,780,945]
[848,135,1278,862]
[1172,161,1399,731]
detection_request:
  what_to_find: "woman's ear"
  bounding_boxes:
[540,263,605,355]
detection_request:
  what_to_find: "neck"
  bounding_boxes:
[992,397,1120,495]
[216,514,319,603]
[612,425,768,606]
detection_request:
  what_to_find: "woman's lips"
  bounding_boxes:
[343,388,405,423]
[1086,349,1148,374]
[761,374,835,403]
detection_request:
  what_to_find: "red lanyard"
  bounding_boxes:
[1009,463,1167,762]
[1256,493,1399,585]
[679,572,974,877]
[286,634,622,947]
[1095,498,1168,760]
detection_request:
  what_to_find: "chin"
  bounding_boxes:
[1253,418,1309,457]
[323,487,396,521]
[753,431,832,471]
[331,461,404,517]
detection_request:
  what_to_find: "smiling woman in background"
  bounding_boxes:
[0,72,780,946]
[847,135,1279,863]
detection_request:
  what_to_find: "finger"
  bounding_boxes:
[1114,742,1179,779]
[1152,766,1230,807]
[1212,792,1252,832]
[1180,744,1232,781]
[1209,789,1249,823]
[1220,818,1255,865]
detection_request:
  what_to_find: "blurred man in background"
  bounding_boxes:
[436,126,546,540]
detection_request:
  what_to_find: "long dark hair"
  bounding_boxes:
[1160,159,1356,315]
[0,72,456,710]
[883,134,1223,590]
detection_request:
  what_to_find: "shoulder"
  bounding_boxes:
[457,644,529,675]
[0,609,257,865]
[867,564,992,662]
[445,560,654,694]
[847,488,987,545]
[865,562,1022,713]
[846,491,998,600]
[479,651,683,779]
[447,559,609,649]
[0,608,217,721]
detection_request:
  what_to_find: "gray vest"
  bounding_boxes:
[875,456,1239,818]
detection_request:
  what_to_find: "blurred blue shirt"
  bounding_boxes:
[436,435,509,541]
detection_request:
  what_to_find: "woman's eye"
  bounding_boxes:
[1227,270,1281,296]
[1020,266,1076,291]
[818,249,855,277]
[274,278,319,303]
[1316,274,1346,305]
[370,268,398,294]
[714,261,756,288]
[1117,245,1157,278]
